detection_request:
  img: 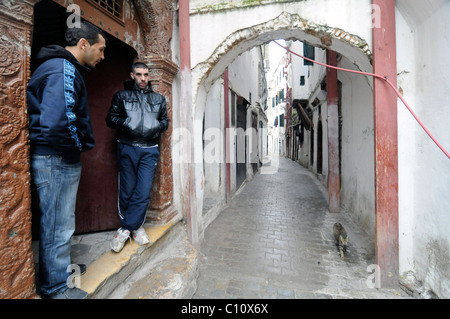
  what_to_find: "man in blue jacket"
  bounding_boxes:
[27,21,106,299]
[106,62,169,253]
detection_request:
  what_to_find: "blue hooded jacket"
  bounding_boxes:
[27,45,95,163]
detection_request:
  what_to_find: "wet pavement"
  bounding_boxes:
[193,156,411,299]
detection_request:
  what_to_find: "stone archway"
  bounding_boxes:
[188,12,373,237]
[192,12,372,109]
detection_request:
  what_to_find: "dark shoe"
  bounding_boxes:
[46,287,88,299]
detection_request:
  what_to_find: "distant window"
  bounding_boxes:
[279,89,284,102]
[280,114,285,127]
[303,44,315,66]
[300,76,305,86]
[87,0,123,19]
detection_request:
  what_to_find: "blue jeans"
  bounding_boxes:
[117,144,159,231]
[30,155,82,296]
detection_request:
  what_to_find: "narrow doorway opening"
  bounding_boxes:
[236,97,248,189]
[317,118,323,174]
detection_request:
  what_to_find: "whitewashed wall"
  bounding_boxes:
[337,57,375,237]
[203,47,267,199]
[396,0,450,298]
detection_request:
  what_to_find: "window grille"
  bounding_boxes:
[87,0,123,19]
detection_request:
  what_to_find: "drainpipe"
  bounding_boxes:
[326,50,340,214]
[179,0,198,247]
[372,0,399,287]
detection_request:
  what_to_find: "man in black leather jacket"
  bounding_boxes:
[106,62,169,252]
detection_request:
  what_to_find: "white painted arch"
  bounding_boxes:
[185,9,375,237]
[191,11,373,115]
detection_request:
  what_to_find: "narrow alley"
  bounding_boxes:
[1,0,448,300]
[193,157,410,299]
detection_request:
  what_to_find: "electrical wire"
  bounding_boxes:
[273,40,450,160]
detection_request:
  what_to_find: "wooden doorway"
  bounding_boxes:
[30,0,136,234]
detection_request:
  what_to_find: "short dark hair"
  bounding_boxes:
[65,21,106,46]
[131,62,149,73]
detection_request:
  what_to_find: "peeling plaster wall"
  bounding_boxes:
[187,0,450,298]
[338,57,375,238]
[189,0,374,102]
[190,0,373,68]
[396,0,450,298]
[203,80,224,195]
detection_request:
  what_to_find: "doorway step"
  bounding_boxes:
[33,214,198,299]
[79,214,198,299]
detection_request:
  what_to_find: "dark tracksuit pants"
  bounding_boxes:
[117,143,159,231]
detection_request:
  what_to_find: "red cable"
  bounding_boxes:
[274,41,450,160]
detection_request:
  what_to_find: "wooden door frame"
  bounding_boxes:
[0,0,178,298]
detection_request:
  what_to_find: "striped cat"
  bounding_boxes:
[333,222,348,259]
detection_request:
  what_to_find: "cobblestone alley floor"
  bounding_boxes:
[193,157,411,299]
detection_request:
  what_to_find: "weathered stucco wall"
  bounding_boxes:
[190,0,374,106]
[187,0,450,298]
[338,57,375,237]
[396,0,450,298]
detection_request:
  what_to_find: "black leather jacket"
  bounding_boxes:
[106,80,169,147]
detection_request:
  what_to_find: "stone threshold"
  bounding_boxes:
[80,214,186,298]
[32,213,199,299]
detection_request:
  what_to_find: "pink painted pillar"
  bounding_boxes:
[179,0,198,247]
[326,50,340,213]
[372,0,399,287]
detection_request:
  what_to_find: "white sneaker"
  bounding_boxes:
[111,228,131,253]
[132,226,150,245]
